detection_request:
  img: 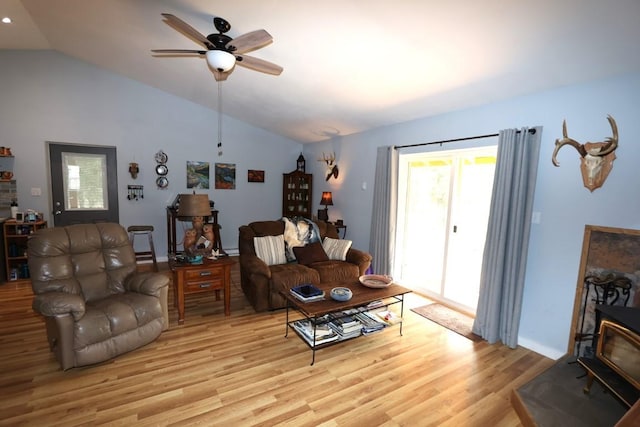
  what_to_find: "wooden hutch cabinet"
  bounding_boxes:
[282,171,312,218]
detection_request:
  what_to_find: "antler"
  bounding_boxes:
[552,115,620,166]
[593,115,618,157]
[551,120,587,166]
[317,152,336,164]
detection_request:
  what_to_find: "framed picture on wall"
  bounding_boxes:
[248,170,264,183]
[186,161,210,189]
[215,163,236,189]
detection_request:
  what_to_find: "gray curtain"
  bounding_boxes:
[369,145,398,274]
[472,127,542,348]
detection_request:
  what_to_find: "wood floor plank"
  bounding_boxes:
[0,258,554,426]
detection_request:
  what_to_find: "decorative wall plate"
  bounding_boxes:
[155,164,168,176]
[154,150,168,164]
[156,176,169,189]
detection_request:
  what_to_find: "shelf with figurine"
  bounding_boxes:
[4,214,47,282]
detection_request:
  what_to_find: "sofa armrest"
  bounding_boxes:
[240,254,272,279]
[125,272,170,297]
[346,248,373,275]
[32,293,86,320]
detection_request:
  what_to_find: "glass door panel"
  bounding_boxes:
[399,158,452,295]
[442,154,496,309]
[62,152,109,211]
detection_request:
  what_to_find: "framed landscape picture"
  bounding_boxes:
[248,169,264,183]
[215,163,236,189]
[186,161,210,189]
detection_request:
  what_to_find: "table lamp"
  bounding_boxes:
[318,191,333,221]
[176,193,211,254]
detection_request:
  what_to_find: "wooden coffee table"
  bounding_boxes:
[169,256,235,324]
[282,281,412,364]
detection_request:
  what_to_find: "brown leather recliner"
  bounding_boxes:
[238,219,372,312]
[27,223,170,370]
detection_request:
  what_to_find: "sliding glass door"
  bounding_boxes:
[395,147,497,313]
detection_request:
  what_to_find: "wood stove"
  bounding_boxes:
[578,305,640,408]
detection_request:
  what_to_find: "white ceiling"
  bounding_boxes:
[3,0,640,143]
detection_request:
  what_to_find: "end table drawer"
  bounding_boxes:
[185,267,223,281]
[185,277,223,293]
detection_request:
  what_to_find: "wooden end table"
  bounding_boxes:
[169,256,235,324]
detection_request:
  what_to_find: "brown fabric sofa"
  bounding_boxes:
[238,219,372,312]
[27,223,170,370]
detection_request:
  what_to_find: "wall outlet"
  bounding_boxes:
[31,187,42,196]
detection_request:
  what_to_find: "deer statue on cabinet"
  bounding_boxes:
[551,115,619,192]
[318,152,339,181]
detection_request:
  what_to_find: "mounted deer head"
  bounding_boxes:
[551,115,619,192]
[318,152,339,181]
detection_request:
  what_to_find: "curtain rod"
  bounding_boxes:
[395,128,536,150]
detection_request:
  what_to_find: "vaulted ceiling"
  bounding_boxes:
[3,0,640,143]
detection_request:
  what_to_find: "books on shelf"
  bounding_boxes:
[368,309,402,326]
[291,319,340,345]
[327,312,363,338]
[354,312,386,335]
[288,300,404,347]
[290,284,325,302]
[366,300,385,310]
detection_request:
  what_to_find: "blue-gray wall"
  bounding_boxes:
[0,50,301,254]
[2,49,640,359]
[305,72,640,359]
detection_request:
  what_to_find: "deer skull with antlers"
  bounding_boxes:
[318,152,339,181]
[551,115,618,192]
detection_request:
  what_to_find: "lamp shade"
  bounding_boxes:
[177,194,211,218]
[206,50,236,72]
[320,191,334,206]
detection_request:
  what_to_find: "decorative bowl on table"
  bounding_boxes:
[330,287,353,301]
[187,254,203,264]
[359,274,394,288]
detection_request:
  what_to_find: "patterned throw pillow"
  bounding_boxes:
[254,234,287,266]
[322,237,352,261]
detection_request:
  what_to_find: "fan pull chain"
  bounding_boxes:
[217,80,223,156]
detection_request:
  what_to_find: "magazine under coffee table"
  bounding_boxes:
[282,281,412,365]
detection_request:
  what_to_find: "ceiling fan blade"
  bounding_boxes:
[236,55,283,76]
[151,49,206,55]
[227,30,273,54]
[161,13,212,49]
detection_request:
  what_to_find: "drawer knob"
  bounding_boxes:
[199,283,212,288]
[199,271,212,276]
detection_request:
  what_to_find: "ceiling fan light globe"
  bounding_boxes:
[206,50,236,72]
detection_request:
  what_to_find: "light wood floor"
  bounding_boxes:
[0,258,553,426]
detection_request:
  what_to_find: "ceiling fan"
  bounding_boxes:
[152,13,283,81]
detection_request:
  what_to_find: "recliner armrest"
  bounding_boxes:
[32,293,86,320]
[239,254,272,279]
[125,272,170,297]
